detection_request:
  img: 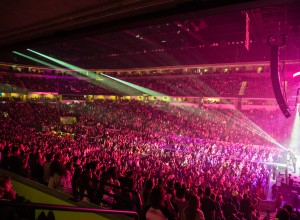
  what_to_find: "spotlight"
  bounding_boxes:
[293,72,300,78]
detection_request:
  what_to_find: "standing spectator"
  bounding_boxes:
[211,193,224,220]
[0,175,16,201]
[283,204,299,220]
[43,153,53,185]
[8,146,23,176]
[144,187,175,220]
[79,163,92,201]
[180,194,205,220]
[72,156,81,170]
[48,153,65,190]
[0,146,10,170]
[107,166,120,194]
[174,187,188,219]
[29,151,44,183]
[223,197,236,219]
[116,189,134,211]
[143,178,154,205]
[240,193,252,220]
[275,192,283,211]
[89,161,100,203]
[72,165,82,200]
[99,175,117,209]
[200,187,216,220]
[271,183,278,200]
[276,208,290,220]
[0,175,19,220]
[232,196,240,212]
[59,161,73,194]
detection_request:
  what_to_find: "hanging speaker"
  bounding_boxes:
[270,45,291,118]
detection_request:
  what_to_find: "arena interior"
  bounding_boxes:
[1,0,300,219]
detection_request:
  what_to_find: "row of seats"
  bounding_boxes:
[1,74,276,97]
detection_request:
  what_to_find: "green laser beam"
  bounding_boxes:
[27,49,151,95]
[26,49,286,149]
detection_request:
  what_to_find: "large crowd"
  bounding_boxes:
[1,73,277,97]
[0,64,299,219]
[0,97,297,219]
[127,75,274,97]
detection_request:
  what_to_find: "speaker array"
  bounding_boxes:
[270,46,291,118]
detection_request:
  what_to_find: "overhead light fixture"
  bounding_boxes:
[293,72,300,78]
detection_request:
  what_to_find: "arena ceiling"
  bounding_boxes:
[0,0,300,69]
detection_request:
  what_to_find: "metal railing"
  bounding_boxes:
[0,200,139,220]
[73,177,142,217]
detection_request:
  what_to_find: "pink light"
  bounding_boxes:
[293,72,300,78]
[30,92,58,95]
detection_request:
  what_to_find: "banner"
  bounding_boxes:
[245,12,250,51]
[60,116,76,125]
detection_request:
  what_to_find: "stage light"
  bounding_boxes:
[293,72,300,78]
